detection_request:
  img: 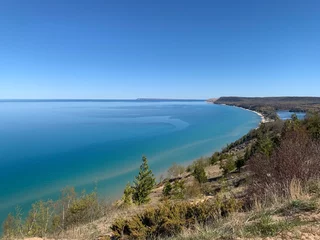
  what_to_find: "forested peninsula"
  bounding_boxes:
[211,96,320,120]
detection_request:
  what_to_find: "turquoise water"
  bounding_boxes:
[0,100,260,223]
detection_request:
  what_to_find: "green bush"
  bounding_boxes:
[186,157,210,173]
[235,157,245,172]
[66,191,99,227]
[2,188,102,239]
[122,182,134,206]
[278,200,317,216]
[305,112,320,140]
[185,180,202,199]
[111,196,241,239]
[163,181,173,197]
[193,162,207,184]
[2,213,16,239]
[245,214,296,237]
[306,179,320,196]
[162,180,186,199]
[220,158,235,175]
[209,152,220,165]
[171,180,186,199]
[25,200,56,237]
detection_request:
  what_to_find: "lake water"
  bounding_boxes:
[0,100,260,223]
[277,111,306,120]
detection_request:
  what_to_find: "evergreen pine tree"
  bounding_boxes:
[132,156,156,205]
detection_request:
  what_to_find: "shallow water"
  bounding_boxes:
[0,100,260,222]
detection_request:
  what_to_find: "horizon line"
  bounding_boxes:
[0,98,207,102]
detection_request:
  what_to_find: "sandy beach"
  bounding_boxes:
[240,107,267,123]
[207,101,268,124]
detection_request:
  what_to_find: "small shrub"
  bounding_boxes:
[122,182,134,206]
[171,180,186,199]
[2,206,24,239]
[201,181,221,196]
[187,157,210,173]
[209,152,220,165]
[2,213,16,239]
[25,200,56,237]
[235,157,245,172]
[244,147,252,161]
[111,197,241,239]
[185,180,202,199]
[256,136,275,158]
[220,158,235,175]
[110,218,127,239]
[305,112,320,140]
[162,180,186,199]
[1,188,105,239]
[306,179,320,196]
[245,214,295,237]
[66,192,99,227]
[167,163,185,178]
[163,181,173,197]
[278,200,317,216]
[193,163,207,184]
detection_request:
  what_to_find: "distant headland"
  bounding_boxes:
[210,96,320,120]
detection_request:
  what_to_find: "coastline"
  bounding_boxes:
[170,103,264,170]
[235,106,266,124]
[207,101,267,124]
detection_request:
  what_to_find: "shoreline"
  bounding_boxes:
[165,103,265,172]
[208,102,267,124]
[234,106,267,124]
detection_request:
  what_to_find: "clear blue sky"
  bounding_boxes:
[1,0,319,99]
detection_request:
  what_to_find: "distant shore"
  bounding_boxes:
[235,106,267,124]
[207,101,267,124]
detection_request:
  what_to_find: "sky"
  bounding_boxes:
[0,0,319,99]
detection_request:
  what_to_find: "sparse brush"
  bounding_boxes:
[244,213,299,237]
[111,196,241,239]
[278,199,317,216]
[247,126,320,206]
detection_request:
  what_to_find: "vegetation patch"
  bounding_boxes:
[278,200,317,216]
[247,113,320,204]
[244,214,300,237]
[111,196,241,239]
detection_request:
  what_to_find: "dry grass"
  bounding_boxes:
[164,178,320,240]
[289,178,303,200]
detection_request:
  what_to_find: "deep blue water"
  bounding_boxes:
[0,100,260,223]
[277,111,306,120]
